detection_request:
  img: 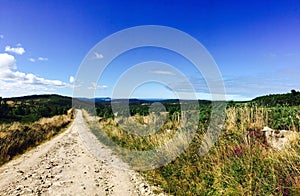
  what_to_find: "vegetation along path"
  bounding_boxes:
[0,110,164,195]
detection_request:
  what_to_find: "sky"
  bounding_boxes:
[0,0,300,100]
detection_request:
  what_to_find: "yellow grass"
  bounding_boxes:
[0,109,74,165]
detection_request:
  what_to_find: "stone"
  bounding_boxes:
[262,126,295,150]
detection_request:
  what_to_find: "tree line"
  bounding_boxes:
[252,89,300,107]
[0,95,72,123]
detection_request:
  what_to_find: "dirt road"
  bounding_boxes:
[0,110,164,195]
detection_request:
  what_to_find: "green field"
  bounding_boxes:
[82,91,300,195]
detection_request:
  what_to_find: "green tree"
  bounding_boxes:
[291,89,298,96]
[38,105,51,117]
[14,104,25,115]
[291,89,299,105]
[227,100,236,108]
[1,100,9,118]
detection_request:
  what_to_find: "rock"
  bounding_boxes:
[262,126,295,150]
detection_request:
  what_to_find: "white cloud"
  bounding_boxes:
[88,82,107,90]
[0,70,65,87]
[150,70,176,76]
[5,45,25,55]
[0,53,16,70]
[94,52,104,59]
[0,53,69,97]
[0,35,3,39]
[69,76,75,83]
[0,80,57,98]
[28,57,48,62]
[38,57,48,61]
[29,58,36,62]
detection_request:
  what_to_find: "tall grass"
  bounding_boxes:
[0,110,74,165]
[86,105,300,195]
[226,105,300,132]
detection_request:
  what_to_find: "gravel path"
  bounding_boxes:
[0,110,165,196]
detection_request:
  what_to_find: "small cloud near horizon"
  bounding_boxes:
[88,82,107,90]
[150,70,176,76]
[69,76,75,83]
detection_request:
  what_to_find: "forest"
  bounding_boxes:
[0,94,72,123]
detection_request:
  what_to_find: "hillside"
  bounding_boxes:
[0,94,72,123]
[252,90,300,107]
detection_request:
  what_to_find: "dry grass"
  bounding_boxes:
[85,106,300,195]
[0,109,74,165]
[225,106,269,132]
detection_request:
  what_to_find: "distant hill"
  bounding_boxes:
[4,94,71,106]
[2,90,299,122]
[0,94,72,123]
[252,90,300,107]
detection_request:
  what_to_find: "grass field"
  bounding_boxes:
[0,110,74,166]
[85,104,300,195]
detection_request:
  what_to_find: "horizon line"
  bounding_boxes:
[1,93,256,102]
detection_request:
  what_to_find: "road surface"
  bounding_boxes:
[0,110,164,195]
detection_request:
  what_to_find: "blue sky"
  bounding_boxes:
[0,0,299,100]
